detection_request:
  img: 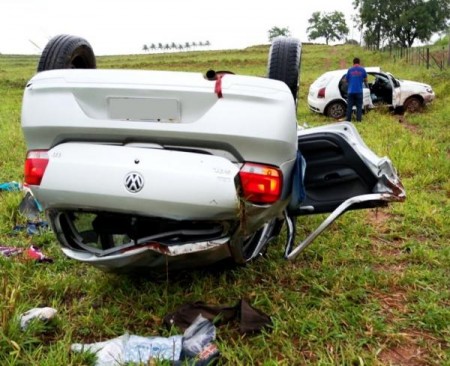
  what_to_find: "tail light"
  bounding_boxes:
[238,163,282,204]
[24,150,49,186]
[318,87,326,98]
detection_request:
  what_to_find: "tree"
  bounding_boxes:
[307,11,349,45]
[268,26,291,41]
[353,0,450,48]
[142,44,148,52]
[352,0,386,49]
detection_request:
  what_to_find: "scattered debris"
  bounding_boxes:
[20,307,57,330]
[13,221,49,236]
[71,315,219,366]
[18,191,43,220]
[180,315,219,365]
[0,181,21,192]
[0,246,23,257]
[163,299,272,334]
[25,245,53,262]
[0,245,53,263]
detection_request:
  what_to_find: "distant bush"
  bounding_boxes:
[433,35,449,47]
[345,39,359,45]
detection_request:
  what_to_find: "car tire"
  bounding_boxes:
[326,101,346,119]
[37,34,96,72]
[267,37,302,105]
[403,96,423,113]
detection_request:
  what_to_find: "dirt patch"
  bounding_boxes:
[379,345,429,366]
[366,208,393,228]
[377,328,444,365]
[366,209,407,258]
[375,289,409,319]
[397,114,421,134]
[372,289,440,365]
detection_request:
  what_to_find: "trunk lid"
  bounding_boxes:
[33,142,241,220]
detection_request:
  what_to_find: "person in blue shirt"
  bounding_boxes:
[345,57,367,122]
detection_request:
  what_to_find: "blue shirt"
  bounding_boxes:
[346,64,367,94]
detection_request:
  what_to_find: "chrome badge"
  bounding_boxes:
[124,172,144,193]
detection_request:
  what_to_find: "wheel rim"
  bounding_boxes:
[405,98,421,112]
[328,103,345,119]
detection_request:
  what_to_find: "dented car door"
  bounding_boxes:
[284,122,405,260]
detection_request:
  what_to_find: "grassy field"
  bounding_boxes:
[0,43,449,365]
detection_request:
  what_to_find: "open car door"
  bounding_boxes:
[284,122,405,260]
[386,72,401,109]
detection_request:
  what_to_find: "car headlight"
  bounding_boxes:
[425,87,433,94]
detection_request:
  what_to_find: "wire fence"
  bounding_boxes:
[381,46,450,70]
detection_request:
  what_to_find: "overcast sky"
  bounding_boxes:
[0,0,358,55]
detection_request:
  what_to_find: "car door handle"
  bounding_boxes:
[308,168,357,186]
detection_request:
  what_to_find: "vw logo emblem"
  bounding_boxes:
[124,172,144,193]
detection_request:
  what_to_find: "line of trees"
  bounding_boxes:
[305,0,450,49]
[142,41,211,53]
[354,0,449,49]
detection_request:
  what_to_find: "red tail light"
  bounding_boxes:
[318,87,326,98]
[24,150,49,186]
[238,163,282,204]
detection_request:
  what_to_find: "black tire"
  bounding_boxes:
[403,96,423,113]
[326,101,347,119]
[37,34,96,72]
[267,37,302,104]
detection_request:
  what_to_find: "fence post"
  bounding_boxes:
[427,48,430,69]
[448,38,450,67]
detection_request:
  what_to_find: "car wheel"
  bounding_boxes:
[267,37,302,105]
[403,96,423,113]
[37,34,96,72]
[326,101,346,119]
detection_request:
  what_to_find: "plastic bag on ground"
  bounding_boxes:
[181,314,219,365]
[20,307,57,330]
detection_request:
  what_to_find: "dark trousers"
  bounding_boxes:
[346,93,363,122]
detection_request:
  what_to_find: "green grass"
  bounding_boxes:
[0,44,449,365]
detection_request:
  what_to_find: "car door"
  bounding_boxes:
[284,122,405,260]
[385,72,401,108]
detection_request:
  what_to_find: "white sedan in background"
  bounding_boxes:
[308,67,435,119]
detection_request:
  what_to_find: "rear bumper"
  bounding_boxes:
[60,238,232,273]
[307,95,325,114]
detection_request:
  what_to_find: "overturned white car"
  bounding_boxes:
[21,35,405,272]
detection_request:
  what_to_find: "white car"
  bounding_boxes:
[21,35,405,272]
[308,67,435,119]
